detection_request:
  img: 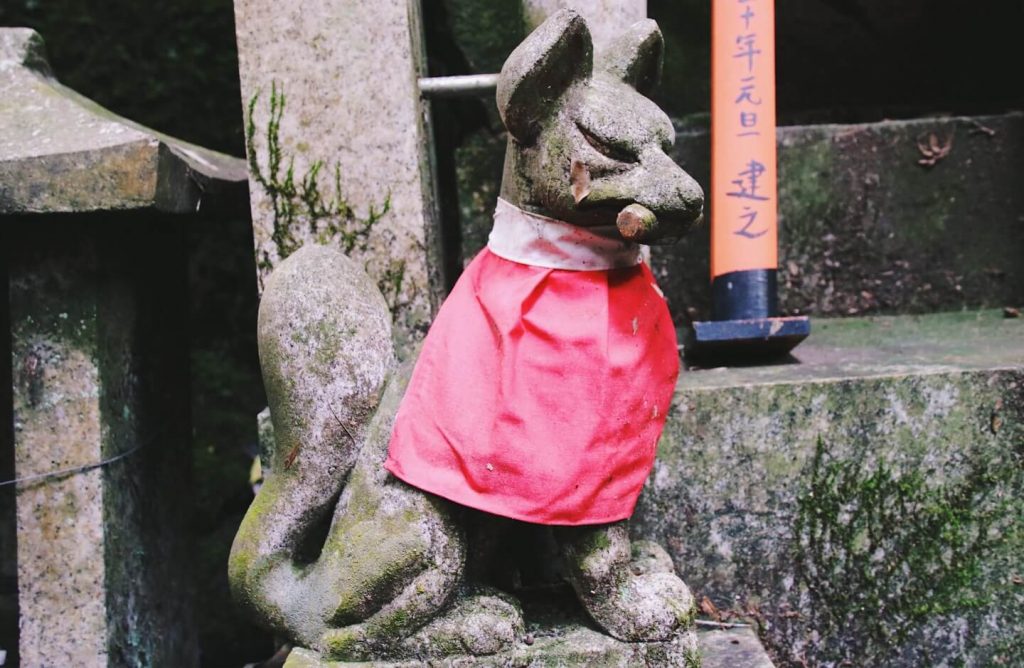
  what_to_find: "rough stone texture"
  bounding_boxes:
[9,239,106,666]
[232,13,719,663]
[282,618,773,667]
[234,244,705,663]
[652,112,1024,323]
[233,11,716,663]
[633,310,1024,666]
[4,219,197,667]
[233,0,442,351]
[559,526,697,643]
[0,29,247,215]
[286,627,700,667]
[700,627,775,668]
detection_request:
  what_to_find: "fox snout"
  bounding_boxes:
[575,140,705,244]
[497,10,704,245]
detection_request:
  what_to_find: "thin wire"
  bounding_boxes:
[694,619,753,629]
[0,440,146,488]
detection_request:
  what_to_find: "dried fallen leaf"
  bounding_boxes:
[700,596,722,622]
[917,132,953,168]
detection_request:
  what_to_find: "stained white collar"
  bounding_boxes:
[487,198,645,271]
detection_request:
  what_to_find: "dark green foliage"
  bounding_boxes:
[246,84,407,317]
[246,83,390,269]
[439,0,525,75]
[0,0,244,154]
[185,214,272,665]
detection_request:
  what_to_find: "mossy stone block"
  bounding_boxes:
[635,310,1024,666]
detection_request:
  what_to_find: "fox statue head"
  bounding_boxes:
[497,9,704,245]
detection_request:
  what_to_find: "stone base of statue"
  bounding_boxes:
[282,589,774,668]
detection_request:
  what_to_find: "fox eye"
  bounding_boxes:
[577,125,638,164]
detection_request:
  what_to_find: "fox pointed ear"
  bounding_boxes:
[497,9,593,142]
[598,19,664,96]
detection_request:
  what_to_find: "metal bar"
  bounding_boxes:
[418,74,499,98]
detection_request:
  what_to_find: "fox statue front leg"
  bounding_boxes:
[557,522,696,642]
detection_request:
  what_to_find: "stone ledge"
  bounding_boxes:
[280,585,770,667]
[680,308,1024,387]
[284,625,770,668]
[0,28,247,215]
[636,310,1024,666]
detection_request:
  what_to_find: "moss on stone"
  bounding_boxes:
[637,312,1024,665]
[791,435,1018,663]
[777,133,836,251]
[322,479,432,625]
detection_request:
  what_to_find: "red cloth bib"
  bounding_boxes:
[385,248,679,525]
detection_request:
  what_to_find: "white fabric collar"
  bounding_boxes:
[487,197,646,271]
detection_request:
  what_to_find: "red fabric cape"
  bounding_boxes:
[385,248,679,525]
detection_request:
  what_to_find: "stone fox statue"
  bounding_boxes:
[229,9,704,663]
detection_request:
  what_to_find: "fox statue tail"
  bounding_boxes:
[228,245,395,645]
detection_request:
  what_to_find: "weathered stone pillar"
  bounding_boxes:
[0,28,248,667]
[522,0,647,44]
[234,0,441,350]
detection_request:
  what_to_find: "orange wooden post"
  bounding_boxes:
[686,0,809,361]
[711,0,777,300]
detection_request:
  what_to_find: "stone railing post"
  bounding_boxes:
[234,0,442,352]
[0,28,248,667]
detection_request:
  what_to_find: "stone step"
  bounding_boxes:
[653,112,1024,321]
[284,620,773,667]
[634,309,1024,666]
